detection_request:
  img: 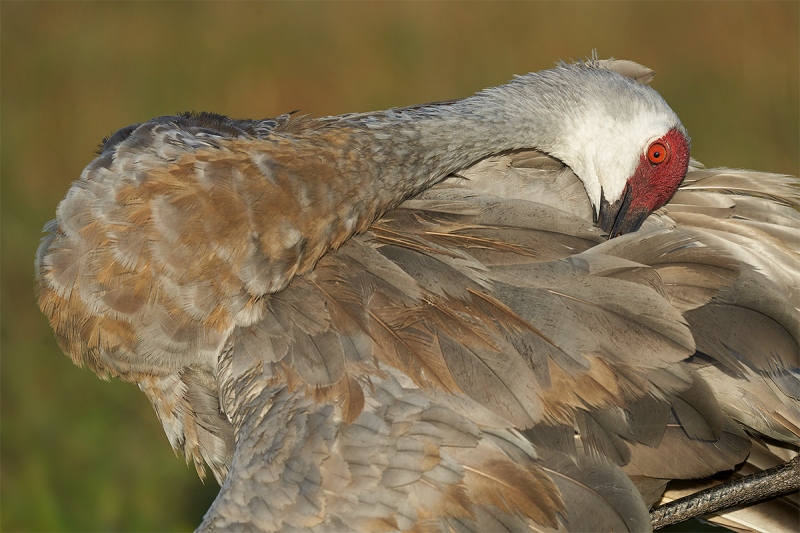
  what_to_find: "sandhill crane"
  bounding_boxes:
[35,58,799,531]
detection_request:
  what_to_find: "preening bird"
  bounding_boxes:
[35,58,799,532]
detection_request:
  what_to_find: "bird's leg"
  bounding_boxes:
[649,455,800,529]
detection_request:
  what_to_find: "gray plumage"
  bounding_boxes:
[35,57,798,532]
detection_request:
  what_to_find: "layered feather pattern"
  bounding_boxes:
[35,59,800,531]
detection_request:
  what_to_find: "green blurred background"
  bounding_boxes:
[1,2,798,531]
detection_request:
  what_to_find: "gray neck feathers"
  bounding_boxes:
[336,63,680,214]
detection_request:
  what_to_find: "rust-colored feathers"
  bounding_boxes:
[35,61,799,531]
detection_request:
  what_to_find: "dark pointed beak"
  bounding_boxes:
[597,184,650,239]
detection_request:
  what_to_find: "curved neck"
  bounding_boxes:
[347,91,554,194]
[258,78,569,293]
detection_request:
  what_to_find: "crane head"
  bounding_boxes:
[515,61,691,238]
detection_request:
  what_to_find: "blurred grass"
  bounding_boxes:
[1,1,797,531]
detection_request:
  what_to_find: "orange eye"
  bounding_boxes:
[647,142,669,164]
